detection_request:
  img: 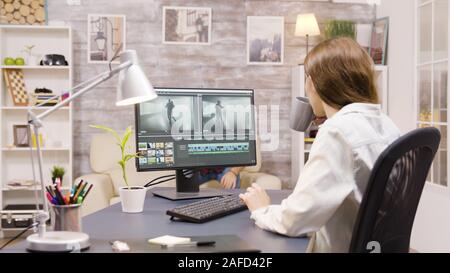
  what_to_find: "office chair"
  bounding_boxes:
[349,127,441,253]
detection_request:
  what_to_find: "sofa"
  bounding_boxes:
[76,134,282,216]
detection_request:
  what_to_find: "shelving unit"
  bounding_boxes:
[0,65,70,70]
[0,25,73,237]
[291,65,389,188]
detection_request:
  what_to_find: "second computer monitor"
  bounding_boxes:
[135,88,257,171]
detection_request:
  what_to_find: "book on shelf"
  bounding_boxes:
[5,179,40,190]
[31,94,60,106]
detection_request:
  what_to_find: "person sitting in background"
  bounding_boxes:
[198,167,244,189]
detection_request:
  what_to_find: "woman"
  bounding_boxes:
[239,37,401,253]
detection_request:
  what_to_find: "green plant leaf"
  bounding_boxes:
[92,124,135,188]
[123,154,134,162]
[51,165,65,178]
[118,160,125,168]
[121,126,133,150]
[90,124,121,143]
[324,20,356,40]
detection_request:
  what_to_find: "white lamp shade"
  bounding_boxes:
[295,14,321,37]
[116,50,157,106]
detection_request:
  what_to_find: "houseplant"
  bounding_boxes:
[324,20,356,40]
[90,124,146,213]
[51,165,65,185]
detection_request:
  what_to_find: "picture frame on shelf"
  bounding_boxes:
[87,14,126,64]
[162,6,212,45]
[3,69,29,106]
[13,125,31,148]
[369,17,389,65]
[247,16,284,65]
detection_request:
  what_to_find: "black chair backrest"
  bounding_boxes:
[349,127,441,253]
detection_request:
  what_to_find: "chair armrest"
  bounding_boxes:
[76,173,114,216]
[240,172,282,190]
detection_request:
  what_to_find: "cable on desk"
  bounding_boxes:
[0,222,37,251]
[144,174,175,188]
[145,177,176,188]
[143,169,195,188]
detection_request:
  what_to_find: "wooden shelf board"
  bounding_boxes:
[0,65,70,70]
[1,148,70,152]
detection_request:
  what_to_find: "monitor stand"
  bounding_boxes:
[151,169,232,201]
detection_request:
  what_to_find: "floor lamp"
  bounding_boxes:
[295,13,320,63]
[26,50,157,252]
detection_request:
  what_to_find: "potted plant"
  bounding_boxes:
[324,20,356,40]
[90,125,145,213]
[51,166,65,185]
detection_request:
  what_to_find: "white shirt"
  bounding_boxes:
[250,103,401,253]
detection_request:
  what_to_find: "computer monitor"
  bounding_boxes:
[135,88,257,200]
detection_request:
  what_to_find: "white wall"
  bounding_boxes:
[377,0,415,133]
[378,0,450,253]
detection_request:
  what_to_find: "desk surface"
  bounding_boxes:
[3,189,309,253]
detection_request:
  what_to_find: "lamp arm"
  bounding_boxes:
[30,70,111,110]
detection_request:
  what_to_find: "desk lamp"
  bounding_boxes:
[26,49,157,252]
[295,13,320,62]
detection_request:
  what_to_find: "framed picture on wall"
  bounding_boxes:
[13,125,30,148]
[87,14,126,64]
[162,6,212,45]
[369,17,389,65]
[247,16,284,65]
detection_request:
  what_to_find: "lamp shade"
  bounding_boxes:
[295,14,320,37]
[116,50,157,106]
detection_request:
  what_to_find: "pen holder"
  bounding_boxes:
[50,203,82,232]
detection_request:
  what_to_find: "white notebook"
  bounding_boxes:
[148,235,191,247]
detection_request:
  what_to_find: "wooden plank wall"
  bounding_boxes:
[47,0,375,188]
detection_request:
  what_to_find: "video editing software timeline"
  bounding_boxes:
[135,88,257,171]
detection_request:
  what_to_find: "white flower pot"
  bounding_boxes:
[119,186,147,213]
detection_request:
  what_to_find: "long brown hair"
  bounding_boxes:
[304,37,379,110]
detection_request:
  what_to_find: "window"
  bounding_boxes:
[416,0,449,186]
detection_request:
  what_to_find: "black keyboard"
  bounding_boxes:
[167,195,247,223]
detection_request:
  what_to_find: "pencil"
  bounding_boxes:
[45,186,53,198]
[71,181,84,203]
[81,184,93,202]
[65,191,71,204]
[73,182,87,201]
[53,185,66,205]
[47,185,55,198]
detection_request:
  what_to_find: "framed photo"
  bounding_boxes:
[162,6,212,45]
[13,125,30,148]
[87,14,126,64]
[247,16,284,65]
[369,17,389,65]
